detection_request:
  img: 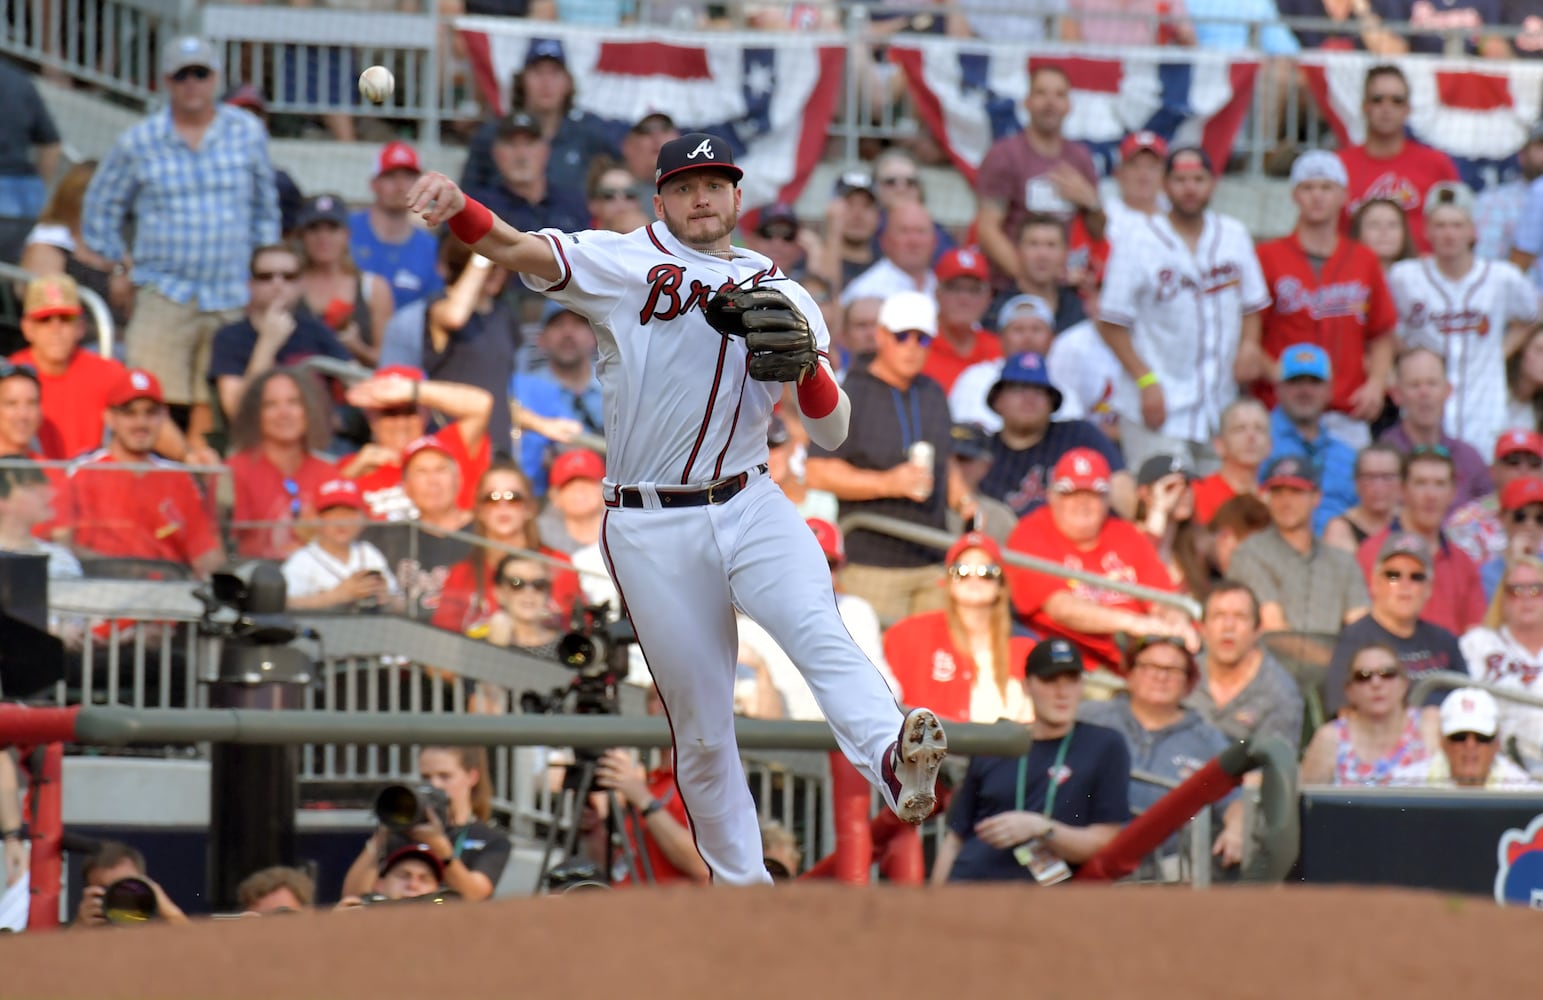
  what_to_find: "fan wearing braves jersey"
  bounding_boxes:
[1388,182,1541,459]
[408,132,947,887]
[1244,150,1397,446]
[1338,65,1460,254]
[1098,147,1270,473]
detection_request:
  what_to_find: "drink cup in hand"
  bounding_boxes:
[907,441,935,502]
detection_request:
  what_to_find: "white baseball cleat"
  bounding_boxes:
[882,707,948,825]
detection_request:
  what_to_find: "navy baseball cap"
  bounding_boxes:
[950,422,991,461]
[1280,342,1331,382]
[1259,455,1319,492]
[496,111,542,141]
[296,193,348,230]
[987,352,1062,414]
[655,133,743,191]
[524,38,565,68]
[1025,638,1084,680]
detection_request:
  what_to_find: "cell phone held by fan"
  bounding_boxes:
[1013,836,1071,886]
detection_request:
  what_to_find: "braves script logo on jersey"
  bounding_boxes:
[1352,172,1420,214]
[639,265,775,325]
[686,138,716,160]
[1481,652,1543,688]
[1273,277,1370,321]
[1404,301,1491,339]
[1153,263,1241,304]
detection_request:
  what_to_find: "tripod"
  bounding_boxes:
[533,751,656,893]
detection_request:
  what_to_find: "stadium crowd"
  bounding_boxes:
[8,1,1543,912]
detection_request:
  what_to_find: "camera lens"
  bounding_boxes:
[373,785,422,830]
[102,877,159,925]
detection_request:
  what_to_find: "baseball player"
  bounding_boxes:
[1097,146,1270,472]
[407,133,947,886]
[1388,182,1541,459]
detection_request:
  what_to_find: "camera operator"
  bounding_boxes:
[588,686,709,886]
[342,746,511,901]
[74,841,188,927]
[236,865,314,915]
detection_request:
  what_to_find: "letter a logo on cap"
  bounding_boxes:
[686,138,715,160]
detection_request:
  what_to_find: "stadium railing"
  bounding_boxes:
[2,0,1526,184]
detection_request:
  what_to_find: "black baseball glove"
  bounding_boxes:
[703,285,819,383]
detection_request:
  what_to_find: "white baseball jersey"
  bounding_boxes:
[521,220,829,488]
[1045,318,1122,423]
[1460,627,1543,762]
[1099,210,1270,443]
[1388,257,1540,458]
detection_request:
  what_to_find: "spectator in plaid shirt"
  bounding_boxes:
[82,36,280,460]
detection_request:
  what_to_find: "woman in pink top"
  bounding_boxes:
[1300,643,1429,786]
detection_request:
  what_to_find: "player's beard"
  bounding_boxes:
[663,205,738,249]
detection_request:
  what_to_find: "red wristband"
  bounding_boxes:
[797,363,839,419]
[447,196,494,245]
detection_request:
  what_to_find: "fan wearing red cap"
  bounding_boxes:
[337,366,493,519]
[1446,427,1543,568]
[973,65,1100,288]
[11,273,131,460]
[1068,131,1170,292]
[356,141,444,310]
[922,248,1001,393]
[1005,448,1186,671]
[1472,475,1543,601]
[540,450,605,553]
[61,369,225,577]
[280,478,398,611]
[406,116,951,889]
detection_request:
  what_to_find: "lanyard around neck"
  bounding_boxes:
[1016,727,1074,816]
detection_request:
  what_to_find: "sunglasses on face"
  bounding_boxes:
[595,188,635,201]
[948,563,1002,581]
[252,270,300,283]
[1511,508,1543,527]
[1350,666,1402,684]
[1382,569,1429,584]
[172,66,212,83]
[891,329,934,346]
[376,405,417,418]
[499,576,551,592]
[1446,731,1495,745]
[1507,582,1543,599]
[1367,93,1408,106]
[1410,444,1451,460]
[30,313,75,326]
[483,490,526,505]
[1502,453,1543,469]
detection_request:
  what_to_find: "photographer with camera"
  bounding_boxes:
[341,746,511,902]
[74,841,188,927]
[588,703,710,886]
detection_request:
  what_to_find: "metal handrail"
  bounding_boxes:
[837,512,1203,620]
[1407,670,1543,715]
[0,260,115,357]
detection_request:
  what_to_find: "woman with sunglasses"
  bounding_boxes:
[1300,643,1428,786]
[1459,554,1543,769]
[432,459,579,636]
[485,553,561,659]
[1477,477,1543,601]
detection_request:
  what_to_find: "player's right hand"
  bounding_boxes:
[1139,382,1166,430]
[408,171,467,227]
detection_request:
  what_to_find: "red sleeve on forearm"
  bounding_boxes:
[797,364,839,419]
[447,196,494,245]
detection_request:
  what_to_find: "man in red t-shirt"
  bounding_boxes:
[922,248,1000,393]
[1005,448,1191,671]
[1338,64,1460,254]
[974,65,1101,288]
[61,369,225,577]
[1245,150,1396,443]
[337,364,493,519]
[9,274,125,460]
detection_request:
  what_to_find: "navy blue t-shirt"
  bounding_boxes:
[471,181,589,240]
[977,419,1125,518]
[946,722,1132,883]
[208,314,351,382]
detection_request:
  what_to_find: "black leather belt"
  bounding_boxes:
[615,464,769,509]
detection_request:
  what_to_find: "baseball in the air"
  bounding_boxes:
[358,65,395,105]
